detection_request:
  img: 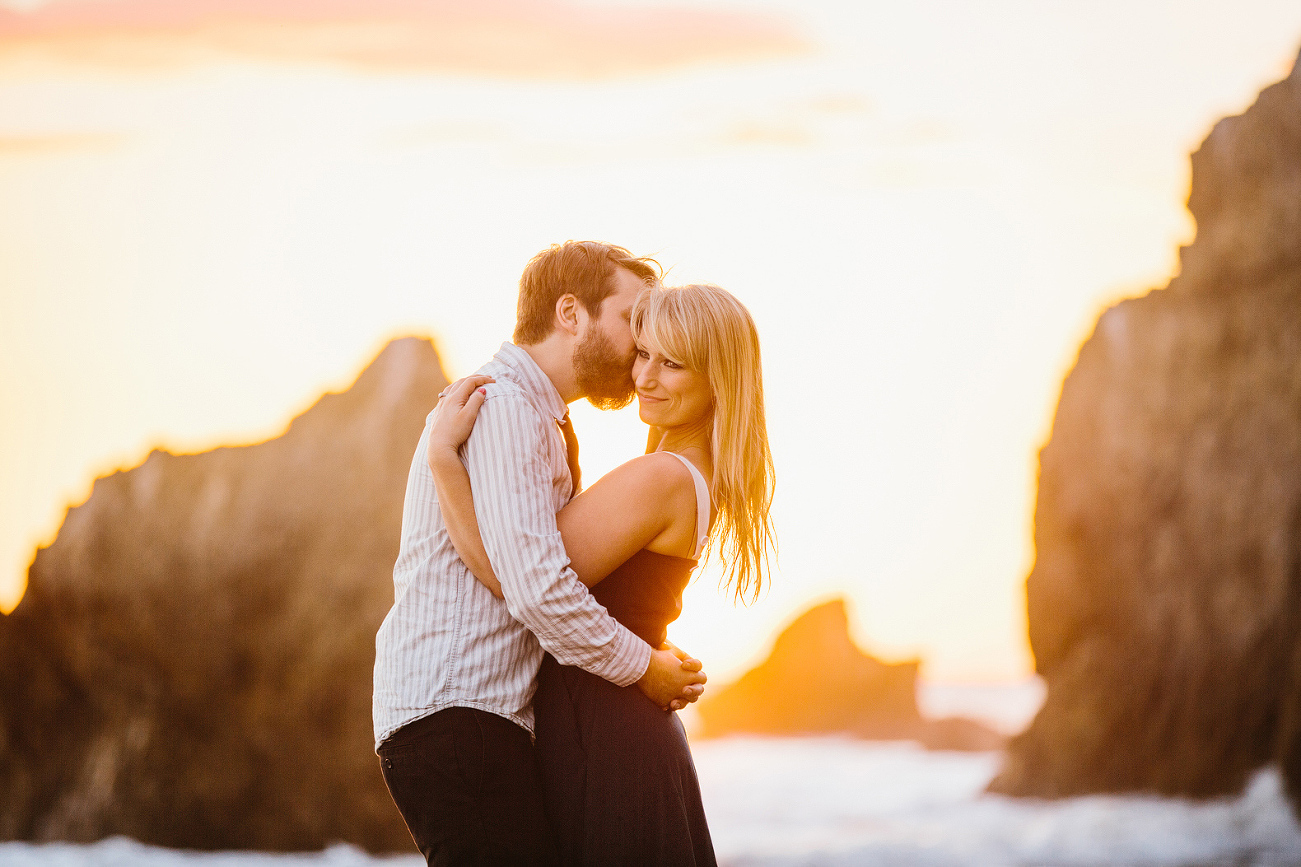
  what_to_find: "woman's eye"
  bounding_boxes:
[636,349,650,359]
[665,360,682,370]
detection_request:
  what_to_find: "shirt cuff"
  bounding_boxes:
[602,627,654,688]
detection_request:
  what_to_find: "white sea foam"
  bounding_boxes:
[695,738,1301,866]
[2,737,1299,866]
[0,837,420,866]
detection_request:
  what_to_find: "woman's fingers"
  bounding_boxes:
[430,378,492,452]
[439,375,495,405]
[463,386,487,415]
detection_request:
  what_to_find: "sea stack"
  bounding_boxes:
[990,51,1301,809]
[0,337,446,851]
[697,598,1004,751]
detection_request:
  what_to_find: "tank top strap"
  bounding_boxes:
[664,451,712,560]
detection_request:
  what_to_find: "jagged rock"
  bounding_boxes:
[0,337,447,851]
[696,599,1004,751]
[697,599,920,739]
[990,51,1301,807]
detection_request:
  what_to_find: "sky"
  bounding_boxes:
[2,0,1300,684]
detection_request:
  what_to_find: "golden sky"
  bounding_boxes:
[0,0,804,76]
[2,0,1299,683]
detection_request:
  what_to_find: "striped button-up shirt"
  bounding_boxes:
[373,342,652,749]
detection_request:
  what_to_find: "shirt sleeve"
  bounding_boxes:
[462,391,652,687]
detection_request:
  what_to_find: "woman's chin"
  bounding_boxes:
[636,400,660,426]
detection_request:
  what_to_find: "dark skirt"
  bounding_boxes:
[533,653,717,867]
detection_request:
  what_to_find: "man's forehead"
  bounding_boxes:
[606,268,644,304]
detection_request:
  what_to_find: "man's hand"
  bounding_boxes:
[659,640,705,711]
[636,647,707,712]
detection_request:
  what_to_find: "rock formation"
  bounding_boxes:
[990,50,1301,808]
[0,337,447,852]
[696,599,1004,751]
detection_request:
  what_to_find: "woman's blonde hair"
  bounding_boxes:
[631,283,776,603]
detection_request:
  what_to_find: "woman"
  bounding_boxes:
[428,283,775,865]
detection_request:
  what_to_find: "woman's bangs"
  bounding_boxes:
[641,295,700,369]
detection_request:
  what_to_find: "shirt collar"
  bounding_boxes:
[493,342,569,423]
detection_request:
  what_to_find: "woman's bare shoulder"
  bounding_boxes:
[594,451,696,498]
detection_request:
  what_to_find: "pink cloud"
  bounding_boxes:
[0,0,808,77]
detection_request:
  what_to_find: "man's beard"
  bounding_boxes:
[574,327,635,411]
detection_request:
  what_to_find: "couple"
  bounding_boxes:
[372,240,775,865]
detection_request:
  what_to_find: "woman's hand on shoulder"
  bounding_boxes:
[427,375,494,467]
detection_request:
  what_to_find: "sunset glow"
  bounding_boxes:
[0,0,805,76]
[3,0,1300,685]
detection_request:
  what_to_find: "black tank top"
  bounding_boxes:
[589,452,711,647]
[591,549,697,647]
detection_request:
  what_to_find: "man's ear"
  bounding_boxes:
[554,293,582,337]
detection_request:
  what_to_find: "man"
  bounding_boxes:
[372,241,708,864]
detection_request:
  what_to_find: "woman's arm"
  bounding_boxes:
[554,454,697,585]
[430,392,698,590]
[426,376,502,598]
[429,378,706,711]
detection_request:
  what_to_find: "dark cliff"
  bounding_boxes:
[0,337,447,851]
[990,51,1301,806]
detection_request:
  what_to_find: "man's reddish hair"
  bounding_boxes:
[513,241,660,345]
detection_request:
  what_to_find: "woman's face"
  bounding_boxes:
[633,343,714,430]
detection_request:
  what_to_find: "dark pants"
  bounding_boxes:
[378,706,559,866]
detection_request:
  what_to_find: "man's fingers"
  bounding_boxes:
[661,640,688,661]
[679,657,702,673]
[668,683,702,711]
